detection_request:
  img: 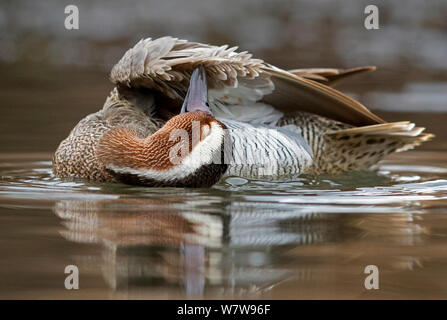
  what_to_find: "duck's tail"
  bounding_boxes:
[319,122,434,174]
[278,112,434,174]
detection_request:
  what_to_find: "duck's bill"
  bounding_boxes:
[180,65,212,114]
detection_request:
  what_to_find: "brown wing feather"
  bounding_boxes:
[288,66,376,86]
[262,66,385,126]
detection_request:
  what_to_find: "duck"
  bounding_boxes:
[53,36,433,187]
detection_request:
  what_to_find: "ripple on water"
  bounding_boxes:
[0,152,446,210]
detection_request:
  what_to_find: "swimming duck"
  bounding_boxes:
[53,36,433,187]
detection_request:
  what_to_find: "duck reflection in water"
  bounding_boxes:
[53,193,337,297]
[53,190,429,298]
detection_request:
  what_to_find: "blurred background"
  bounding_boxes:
[1,0,446,152]
[0,0,447,152]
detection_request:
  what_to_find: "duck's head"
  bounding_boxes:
[97,66,228,187]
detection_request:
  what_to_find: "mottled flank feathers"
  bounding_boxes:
[53,88,162,182]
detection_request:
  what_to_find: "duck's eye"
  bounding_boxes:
[201,124,210,140]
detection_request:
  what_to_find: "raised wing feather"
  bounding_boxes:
[262,65,384,126]
[110,37,384,127]
[288,66,376,86]
[111,36,265,100]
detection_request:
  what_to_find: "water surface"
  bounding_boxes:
[1,150,447,299]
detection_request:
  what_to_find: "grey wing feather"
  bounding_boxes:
[110,36,266,100]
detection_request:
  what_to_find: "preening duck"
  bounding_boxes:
[53,36,433,187]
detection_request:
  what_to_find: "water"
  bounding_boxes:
[1,150,447,299]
